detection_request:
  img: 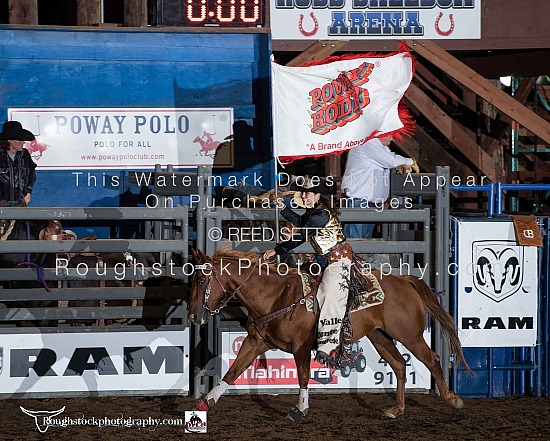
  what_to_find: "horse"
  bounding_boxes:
[193,132,221,156]
[188,248,470,421]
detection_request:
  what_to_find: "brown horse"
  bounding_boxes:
[188,248,470,421]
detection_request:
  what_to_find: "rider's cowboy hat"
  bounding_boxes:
[0,121,35,141]
[290,175,333,195]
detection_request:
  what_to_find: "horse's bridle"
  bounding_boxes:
[195,259,258,315]
[194,258,314,326]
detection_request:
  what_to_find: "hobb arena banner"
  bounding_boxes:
[271,51,413,163]
[270,0,481,40]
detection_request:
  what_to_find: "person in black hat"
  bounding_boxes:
[0,121,37,205]
[263,175,353,368]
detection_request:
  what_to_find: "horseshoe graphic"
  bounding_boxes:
[435,12,454,36]
[299,12,319,37]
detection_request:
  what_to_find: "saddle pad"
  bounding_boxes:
[300,272,318,313]
[351,263,385,310]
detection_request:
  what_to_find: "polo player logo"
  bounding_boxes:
[472,240,523,302]
[25,139,50,160]
[193,130,221,157]
[20,406,65,433]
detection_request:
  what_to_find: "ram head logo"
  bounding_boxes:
[473,241,523,302]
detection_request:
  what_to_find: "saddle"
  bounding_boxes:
[299,254,385,315]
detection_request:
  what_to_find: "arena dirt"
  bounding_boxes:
[2,392,550,440]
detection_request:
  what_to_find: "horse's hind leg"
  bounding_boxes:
[197,336,269,412]
[367,330,407,418]
[401,338,463,409]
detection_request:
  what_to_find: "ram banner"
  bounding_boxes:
[0,330,189,396]
[456,220,538,347]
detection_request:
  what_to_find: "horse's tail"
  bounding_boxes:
[408,277,473,375]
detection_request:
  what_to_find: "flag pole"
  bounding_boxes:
[273,147,280,255]
[271,55,280,255]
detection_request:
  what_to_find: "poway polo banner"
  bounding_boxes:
[271,49,413,163]
[8,108,234,170]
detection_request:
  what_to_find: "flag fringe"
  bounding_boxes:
[300,40,414,68]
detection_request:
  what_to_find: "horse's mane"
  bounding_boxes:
[212,247,299,276]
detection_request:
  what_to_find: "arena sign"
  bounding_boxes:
[8,108,234,170]
[0,330,189,396]
[456,220,538,347]
[218,331,430,390]
[270,0,481,40]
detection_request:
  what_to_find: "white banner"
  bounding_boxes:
[270,0,481,40]
[456,220,538,347]
[8,108,234,170]
[219,331,430,390]
[272,53,413,162]
[0,330,190,395]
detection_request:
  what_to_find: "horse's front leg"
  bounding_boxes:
[196,335,269,412]
[287,344,312,423]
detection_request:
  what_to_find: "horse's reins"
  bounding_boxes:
[250,291,314,327]
[196,257,314,326]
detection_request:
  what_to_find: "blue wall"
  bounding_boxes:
[0,27,273,235]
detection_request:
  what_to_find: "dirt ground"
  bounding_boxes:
[2,392,549,441]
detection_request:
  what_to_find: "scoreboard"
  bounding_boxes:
[158,0,265,27]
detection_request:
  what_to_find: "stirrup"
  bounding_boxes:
[316,349,342,368]
[315,351,329,364]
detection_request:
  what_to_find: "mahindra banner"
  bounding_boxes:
[0,330,189,395]
[270,0,481,40]
[456,220,538,347]
[271,52,413,163]
[220,331,430,390]
[8,108,234,169]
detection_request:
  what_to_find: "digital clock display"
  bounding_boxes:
[159,0,264,27]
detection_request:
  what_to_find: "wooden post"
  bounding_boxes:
[9,0,38,25]
[77,0,101,26]
[325,155,341,194]
[124,0,147,27]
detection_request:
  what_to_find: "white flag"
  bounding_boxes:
[271,51,414,163]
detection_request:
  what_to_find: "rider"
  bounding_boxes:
[263,176,352,367]
[0,121,37,206]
